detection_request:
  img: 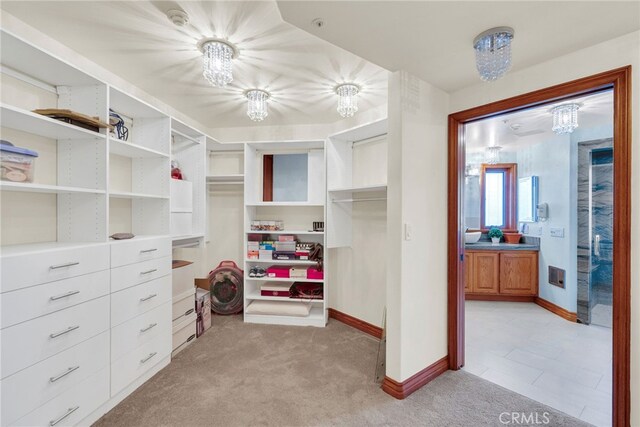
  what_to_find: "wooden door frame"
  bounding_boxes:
[447,66,632,426]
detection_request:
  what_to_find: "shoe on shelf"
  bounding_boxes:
[249,266,257,278]
[255,267,266,278]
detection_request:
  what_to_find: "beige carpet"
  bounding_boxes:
[95,315,588,427]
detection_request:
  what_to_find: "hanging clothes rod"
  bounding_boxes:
[332,197,387,203]
[207,150,244,155]
[352,132,388,147]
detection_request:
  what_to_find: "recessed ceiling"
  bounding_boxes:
[278,1,640,92]
[0,1,388,128]
[465,90,613,153]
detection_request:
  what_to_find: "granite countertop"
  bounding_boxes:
[465,242,539,251]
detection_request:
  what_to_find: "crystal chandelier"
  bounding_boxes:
[550,103,580,135]
[473,27,514,82]
[335,83,359,118]
[200,39,236,88]
[246,89,269,122]
[485,146,502,164]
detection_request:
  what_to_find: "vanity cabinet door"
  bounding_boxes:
[463,253,474,292]
[499,252,538,295]
[472,252,499,294]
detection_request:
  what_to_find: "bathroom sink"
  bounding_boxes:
[465,231,482,243]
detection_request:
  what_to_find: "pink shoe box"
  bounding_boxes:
[260,282,291,297]
[267,265,291,278]
[307,267,324,280]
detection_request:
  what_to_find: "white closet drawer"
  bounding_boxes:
[0,296,109,379]
[1,244,109,293]
[172,290,195,323]
[172,313,197,354]
[172,261,195,298]
[111,256,171,293]
[110,236,171,268]
[111,302,171,362]
[110,275,171,327]
[12,367,109,427]
[1,270,110,329]
[1,331,109,426]
[111,331,171,396]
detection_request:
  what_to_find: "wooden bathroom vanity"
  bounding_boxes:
[464,245,539,300]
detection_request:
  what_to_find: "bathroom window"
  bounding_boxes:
[480,163,517,231]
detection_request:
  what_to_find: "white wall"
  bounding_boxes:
[517,133,576,311]
[329,137,387,326]
[386,71,449,381]
[450,31,640,424]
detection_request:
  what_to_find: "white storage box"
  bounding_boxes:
[170,179,193,212]
[171,212,193,236]
[172,260,195,298]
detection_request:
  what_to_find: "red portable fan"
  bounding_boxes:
[207,261,243,315]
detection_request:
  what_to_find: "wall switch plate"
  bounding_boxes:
[404,223,412,241]
[550,227,565,238]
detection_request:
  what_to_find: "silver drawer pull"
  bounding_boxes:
[50,365,80,383]
[49,262,80,270]
[139,293,157,302]
[140,323,157,333]
[184,308,195,316]
[50,290,80,301]
[140,352,157,364]
[140,269,157,275]
[49,406,79,426]
[49,325,79,339]
[140,248,157,253]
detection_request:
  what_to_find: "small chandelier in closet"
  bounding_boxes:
[473,27,515,81]
[246,89,270,122]
[335,83,360,118]
[550,103,580,135]
[200,39,236,88]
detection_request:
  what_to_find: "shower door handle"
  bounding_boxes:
[594,234,601,257]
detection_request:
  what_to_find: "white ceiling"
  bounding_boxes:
[465,90,613,153]
[0,1,388,128]
[278,1,640,92]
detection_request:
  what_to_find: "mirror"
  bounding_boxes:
[518,176,538,222]
[263,153,308,202]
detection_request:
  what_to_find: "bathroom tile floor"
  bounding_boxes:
[464,301,612,427]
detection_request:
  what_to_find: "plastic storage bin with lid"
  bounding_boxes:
[0,141,38,183]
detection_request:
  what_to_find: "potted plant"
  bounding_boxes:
[488,227,503,244]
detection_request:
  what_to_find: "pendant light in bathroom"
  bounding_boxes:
[550,103,580,135]
[485,145,502,164]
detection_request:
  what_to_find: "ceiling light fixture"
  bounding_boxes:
[199,38,237,88]
[473,27,514,82]
[485,146,502,164]
[335,83,359,118]
[246,89,270,122]
[550,103,580,135]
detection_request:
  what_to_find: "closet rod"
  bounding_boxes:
[352,132,388,147]
[332,197,387,203]
[208,150,244,155]
[0,65,57,94]
[207,182,244,186]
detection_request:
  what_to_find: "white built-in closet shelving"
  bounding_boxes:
[0,28,210,427]
[169,118,206,245]
[326,119,388,248]
[243,140,328,327]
